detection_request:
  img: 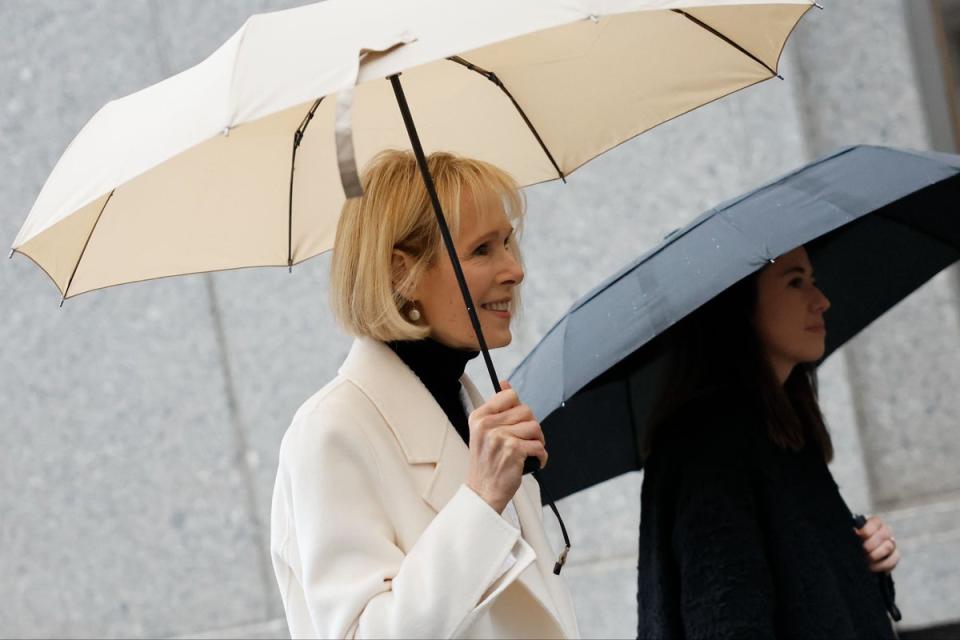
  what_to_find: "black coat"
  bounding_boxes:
[636,393,896,640]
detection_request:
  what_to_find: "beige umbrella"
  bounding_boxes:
[11,0,817,572]
[13,0,816,303]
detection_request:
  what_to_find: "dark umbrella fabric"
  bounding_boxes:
[509,144,960,502]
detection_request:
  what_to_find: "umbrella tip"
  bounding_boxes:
[776,73,784,81]
[59,297,65,308]
[813,1,824,9]
[7,249,13,259]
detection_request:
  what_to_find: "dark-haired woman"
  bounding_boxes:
[636,246,900,639]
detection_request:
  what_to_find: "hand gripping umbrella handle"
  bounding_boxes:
[852,513,902,621]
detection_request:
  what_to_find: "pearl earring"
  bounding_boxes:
[407,306,421,322]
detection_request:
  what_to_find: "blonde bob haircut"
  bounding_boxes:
[330,150,525,342]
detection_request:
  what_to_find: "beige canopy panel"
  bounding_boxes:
[12,0,814,300]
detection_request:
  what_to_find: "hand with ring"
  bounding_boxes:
[854,515,900,574]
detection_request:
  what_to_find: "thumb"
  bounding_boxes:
[500,380,512,391]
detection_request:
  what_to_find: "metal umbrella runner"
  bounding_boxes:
[11,0,818,572]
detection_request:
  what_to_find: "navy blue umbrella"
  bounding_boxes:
[510,145,960,502]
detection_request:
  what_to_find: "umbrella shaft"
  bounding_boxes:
[389,74,540,479]
[388,74,502,393]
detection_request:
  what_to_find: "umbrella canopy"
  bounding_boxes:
[11,0,815,300]
[509,145,960,501]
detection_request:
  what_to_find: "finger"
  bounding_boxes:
[495,430,543,460]
[867,539,896,562]
[492,403,535,428]
[863,525,892,553]
[480,387,520,415]
[503,420,546,445]
[870,549,900,573]
[859,516,883,537]
[469,391,521,431]
[471,407,535,440]
[518,438,548,470]
[500,380,512,390]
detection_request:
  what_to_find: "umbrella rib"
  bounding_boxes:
[61,189,115,306]
[447,55,566,183]
[288,97,324,271]
[671,9,782,80]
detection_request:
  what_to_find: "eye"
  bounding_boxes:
[788,277,803,288]
[473,242,490,256]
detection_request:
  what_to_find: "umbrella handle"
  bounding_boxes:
[388,74,537,475]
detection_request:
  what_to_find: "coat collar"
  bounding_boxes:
[340,337,480,513]
[339,337,450,465]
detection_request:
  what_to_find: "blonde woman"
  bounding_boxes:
[270,151,579,639]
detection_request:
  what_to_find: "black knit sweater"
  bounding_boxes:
[636,390,896,640]
[388,338,479,445]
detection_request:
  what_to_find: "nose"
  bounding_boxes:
[499,246,524,286]
[811,285,831,313]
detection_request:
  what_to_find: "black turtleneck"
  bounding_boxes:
[388,338,479,445]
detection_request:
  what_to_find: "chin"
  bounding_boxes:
[796,345,826,364]
[487,331,513,349]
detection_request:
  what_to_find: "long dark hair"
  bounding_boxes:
[641,269,834,463]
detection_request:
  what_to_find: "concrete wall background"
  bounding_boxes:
[2,1,958,638]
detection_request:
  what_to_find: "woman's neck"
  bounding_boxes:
[768,354,795,386]
[387,338,478,387]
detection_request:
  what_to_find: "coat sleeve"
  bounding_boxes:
[273,404,533,639]
[670,428,777,640]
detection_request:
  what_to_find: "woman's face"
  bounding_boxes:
[410,190,523,350]
[753,246,831,383]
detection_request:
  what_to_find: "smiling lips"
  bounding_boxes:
[481,299,512,315]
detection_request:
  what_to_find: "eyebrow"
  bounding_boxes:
[468,226,514,246]
[780,266,813,277]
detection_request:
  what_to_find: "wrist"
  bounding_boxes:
[466,481,506,514]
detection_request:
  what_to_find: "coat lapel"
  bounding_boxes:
[337,337,471,512]
[340,339,572,638]
[339,337,447,464]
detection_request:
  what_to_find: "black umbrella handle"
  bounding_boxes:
[388,74,537,476]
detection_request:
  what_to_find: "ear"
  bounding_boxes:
[391,249,417,299]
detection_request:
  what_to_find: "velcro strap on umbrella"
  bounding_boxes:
[336,85,363,199]
[336,32,418,200]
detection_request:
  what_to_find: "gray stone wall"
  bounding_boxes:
[1,1,957,637]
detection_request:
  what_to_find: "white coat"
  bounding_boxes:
[270,337,580,639]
